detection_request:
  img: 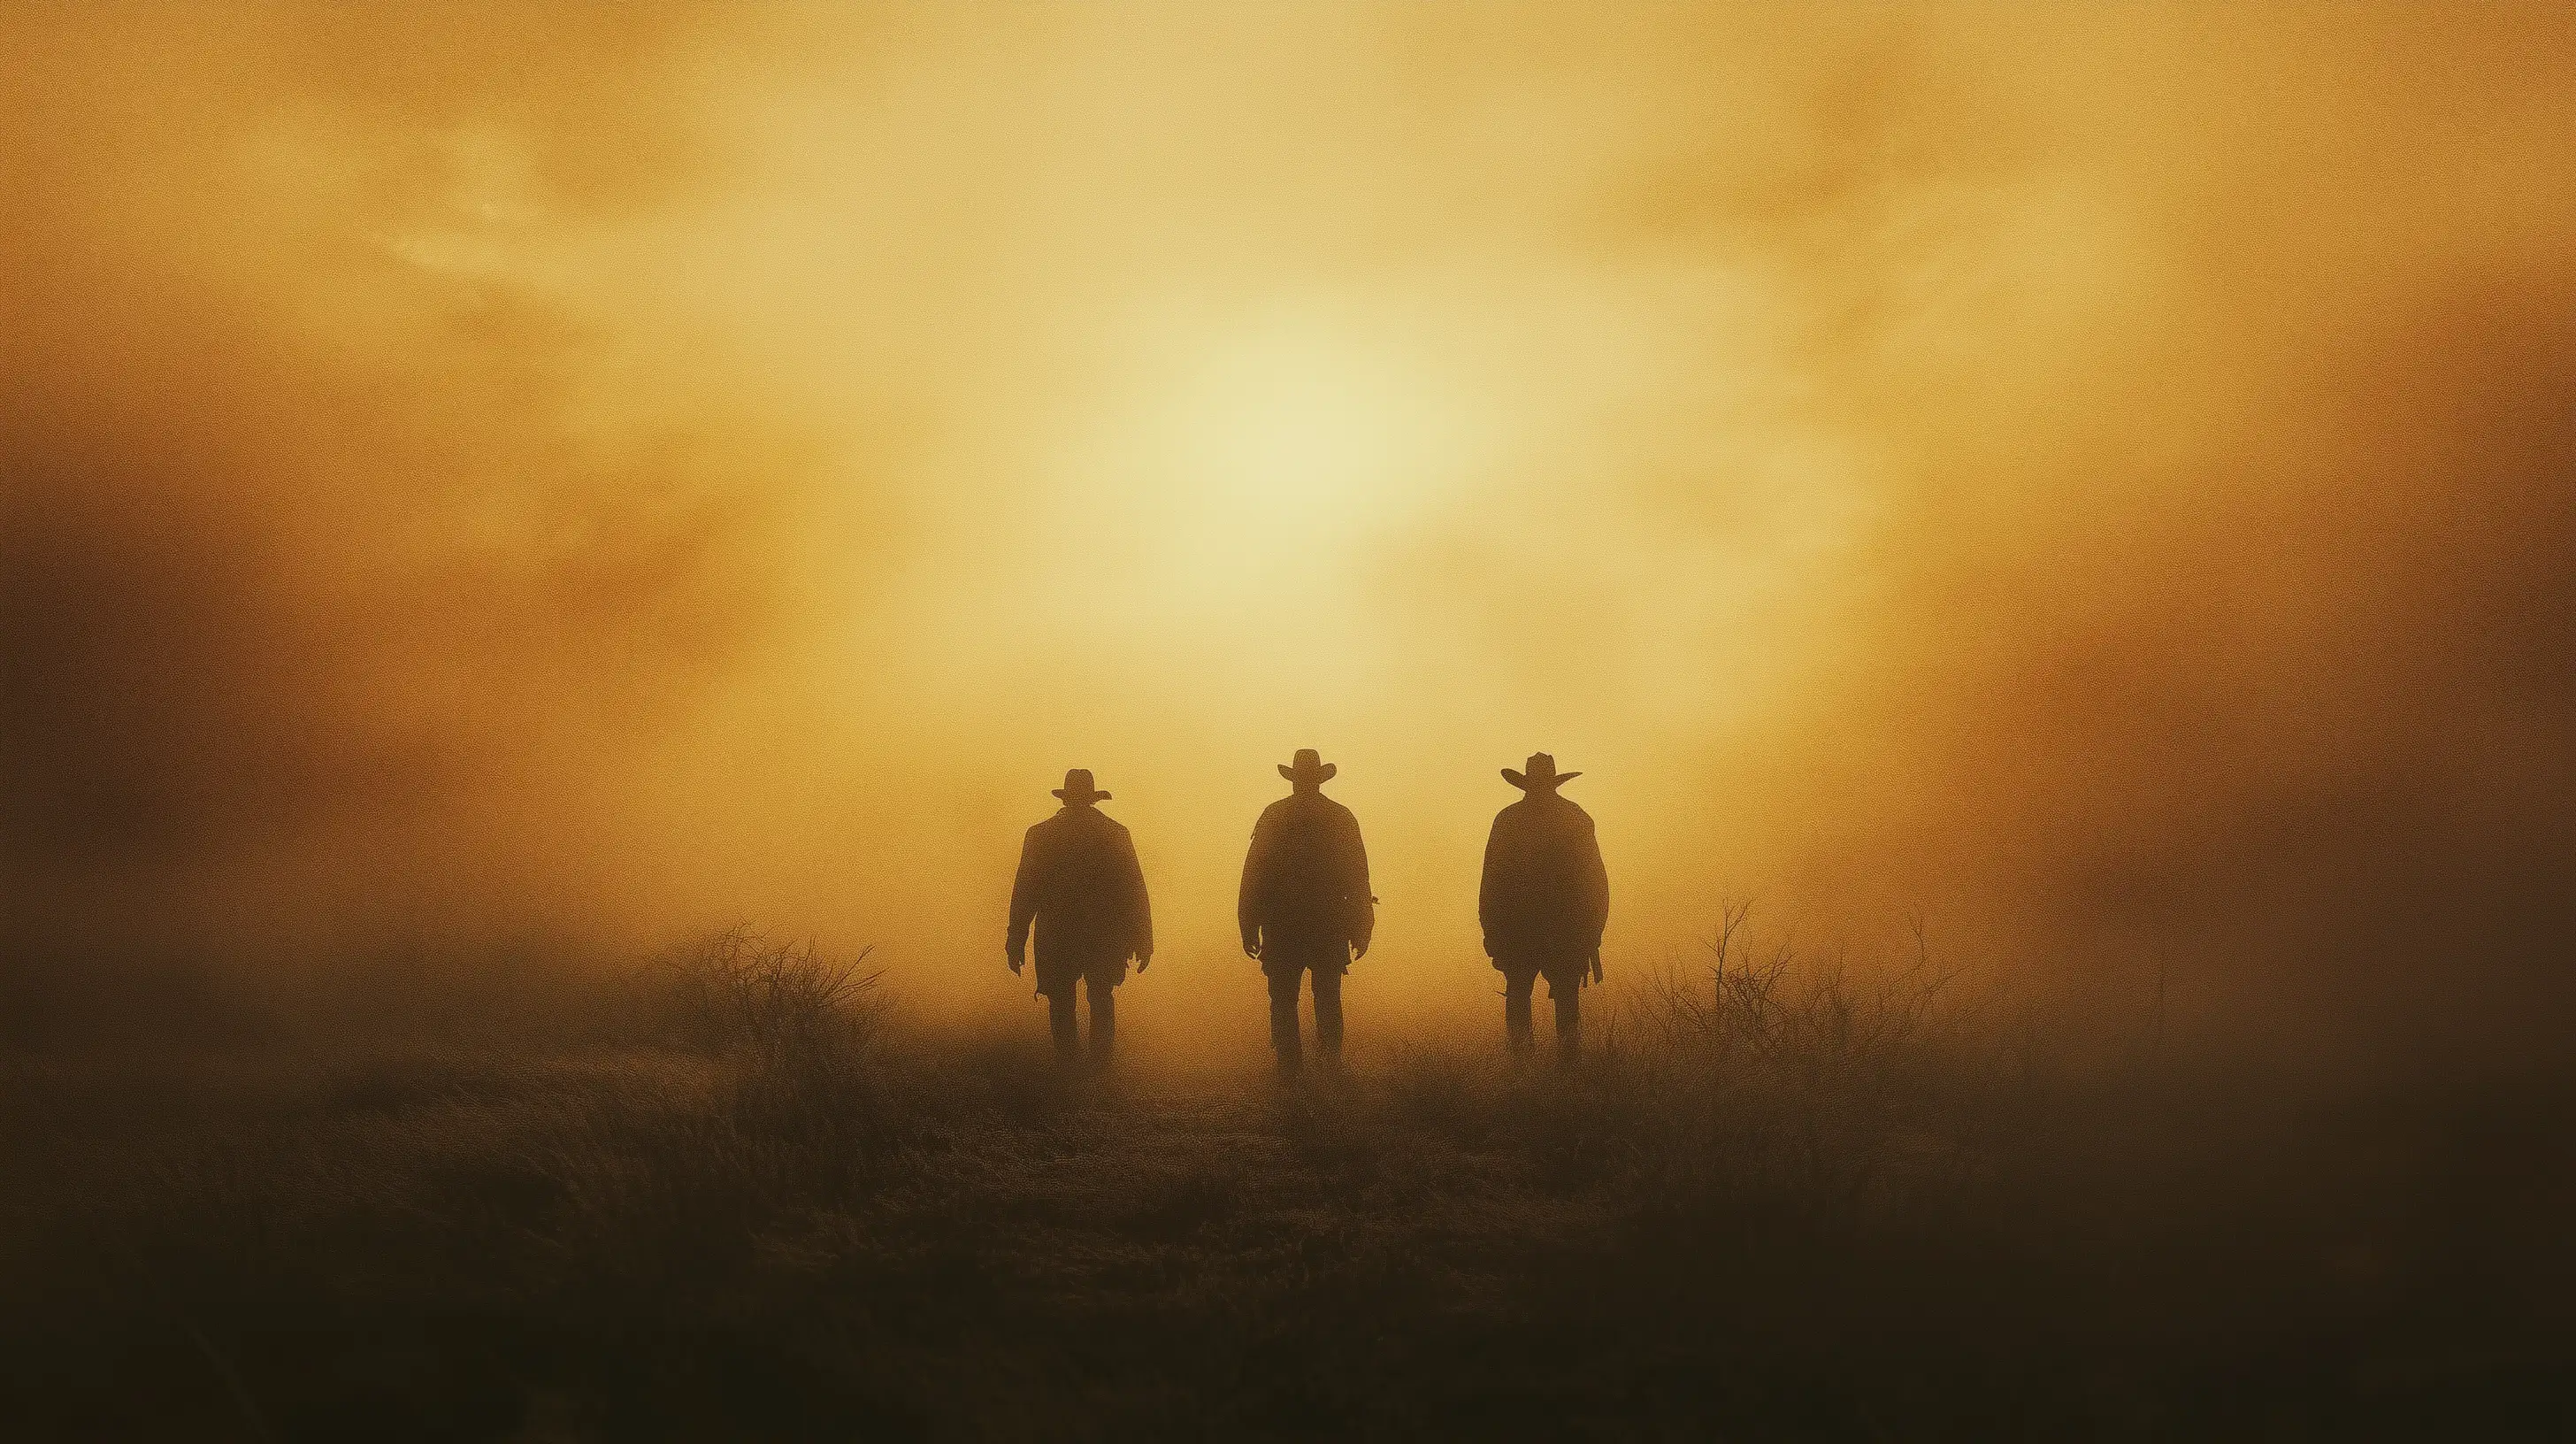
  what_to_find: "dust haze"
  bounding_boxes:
[8,2,2572,1064]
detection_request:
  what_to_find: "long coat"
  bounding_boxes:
[1479,791,1609,967]
[1008,804,1152,992]
[1238,792,1373,973]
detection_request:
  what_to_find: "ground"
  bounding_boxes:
[4,946,2570,1440]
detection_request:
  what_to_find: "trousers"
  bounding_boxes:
[1267,965,1343,1074]
[1046,976,1116,1064]
[1497,955,1584,1062]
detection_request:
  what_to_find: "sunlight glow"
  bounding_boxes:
[1100,303,1487,605]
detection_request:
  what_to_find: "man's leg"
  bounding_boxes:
[1552,974,1581,1063]
[1086,976,1116,1063]
[1502,966,1536,1056]
[1311,967,1344,1064]
[1046,989,1080,1063]
[1268,968,1304,1076]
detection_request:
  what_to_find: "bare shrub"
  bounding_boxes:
[656,927,888,1151]
[1613,901,1984,1212]
[660,927,879,1062]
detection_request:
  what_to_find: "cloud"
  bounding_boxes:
[6,3,2570,1068]
[4,2,823,962]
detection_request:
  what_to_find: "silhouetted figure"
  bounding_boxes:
[1481,753,1608,1062]
[1239,749,1374,1078]
[1008,769,1153,1064]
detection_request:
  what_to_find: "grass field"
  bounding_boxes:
[4,933,2569,1440]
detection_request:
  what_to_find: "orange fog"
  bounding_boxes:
[8,3,2572,1064]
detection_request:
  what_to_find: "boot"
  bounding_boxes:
[1048,993,1080,1064]
[1312,971,1345,1068]
[1087,980,1116,1065]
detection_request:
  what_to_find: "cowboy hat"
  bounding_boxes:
[1278,748,1337,785]
[1052,768,1111,803]
[1501,752,1582,790]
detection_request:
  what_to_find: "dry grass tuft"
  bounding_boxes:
[3,920,2569,1440]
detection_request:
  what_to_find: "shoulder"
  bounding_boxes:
[1069,806,1126,838]
[1544,796,1597,833]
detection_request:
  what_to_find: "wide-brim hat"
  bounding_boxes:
[1278,748,1337,785]
[1502,752,1581,790]
[1052,768,1110,803]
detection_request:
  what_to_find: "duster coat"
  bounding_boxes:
[1479,791,1609,972]
[1008,803,1152,995]
[1238,791,1374,974]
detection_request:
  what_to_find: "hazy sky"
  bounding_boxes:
[8,3,2571,1060]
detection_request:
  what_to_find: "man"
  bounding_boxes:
[1238,749,1374,1077]
[1480,753,1608,1062]
[1008,769,1153,1064]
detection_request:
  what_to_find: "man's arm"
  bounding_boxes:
[1006,828,1042,972]
[1341,808,1376,958]
[1579,813,1610,952]
[1237,810,1273,958]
